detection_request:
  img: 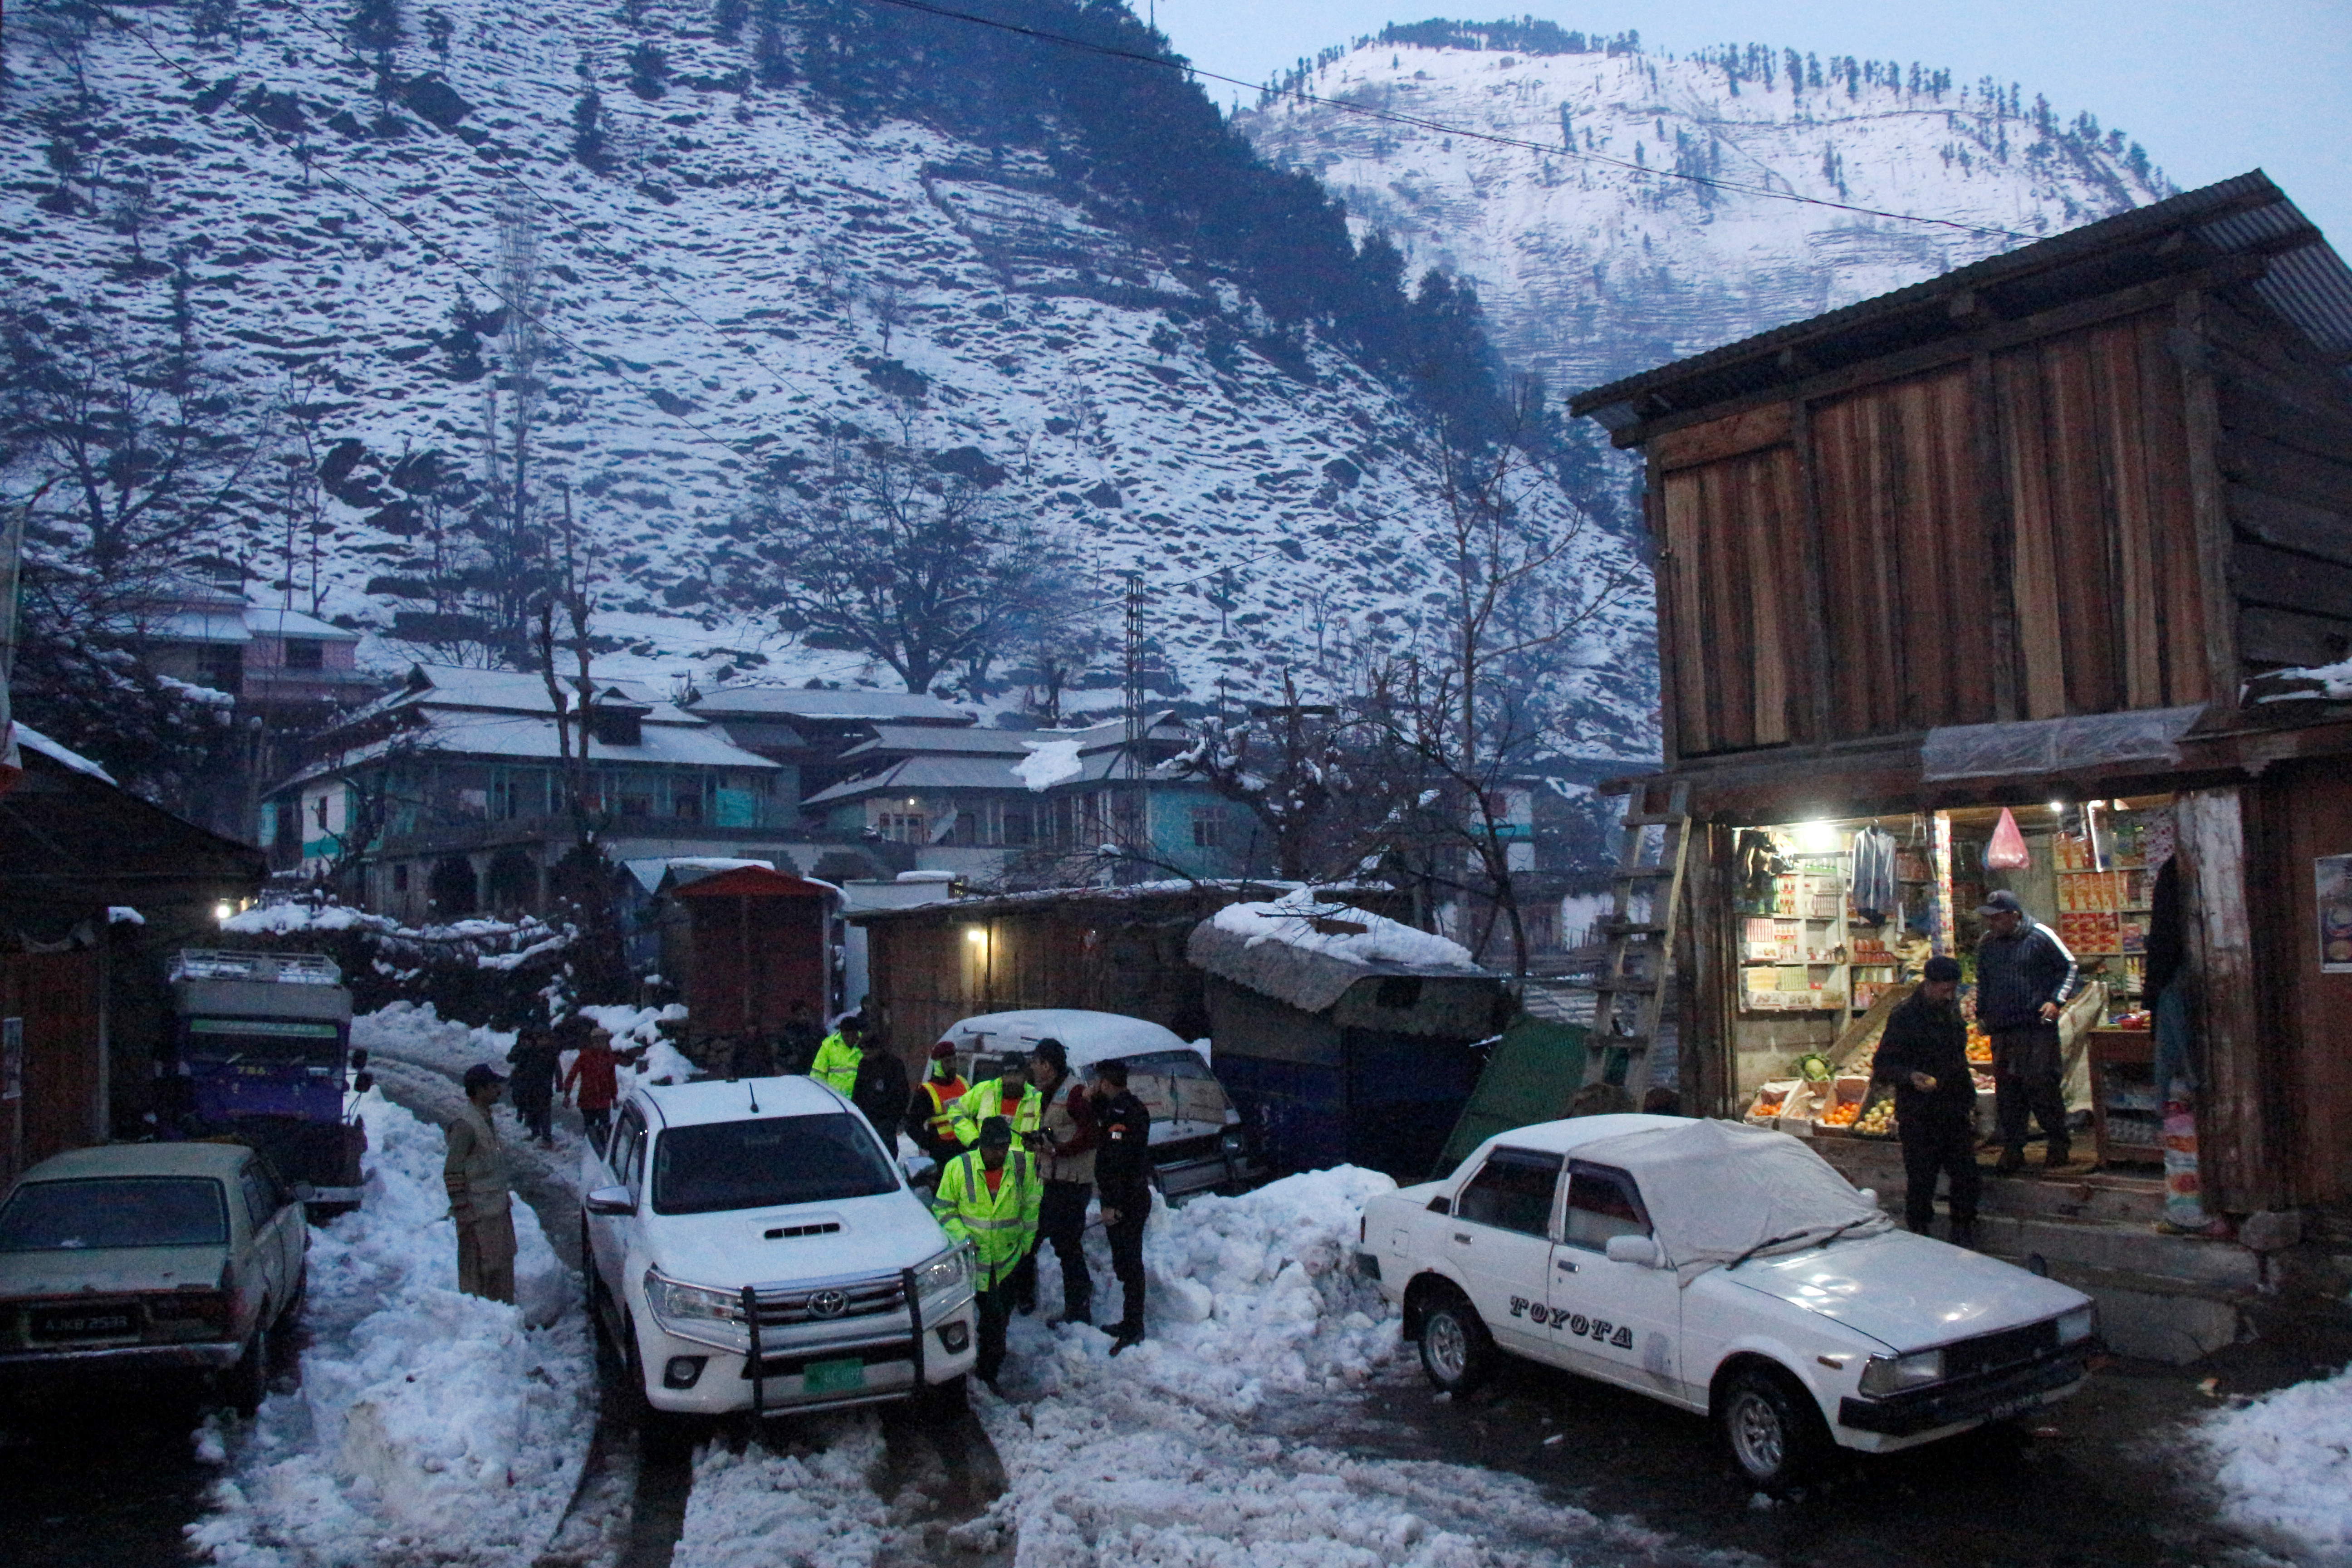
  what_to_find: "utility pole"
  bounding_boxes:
[1122,573,1145,878]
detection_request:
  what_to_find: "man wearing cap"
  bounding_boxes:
[811,1014,865,1096]
[1090,1058,1152,1354]
[907,1044,969,1169]
[445,1063,517,1303]
[929,1115,1040,1388]
[1871,956,1982,1247]
[1975,889,2079,1173]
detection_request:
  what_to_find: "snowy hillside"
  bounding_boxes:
[0,0,1657,754]
[1235,30,2176,398]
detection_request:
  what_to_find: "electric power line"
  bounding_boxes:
[859,0,2038,243]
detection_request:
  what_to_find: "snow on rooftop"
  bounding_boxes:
[13,722,117,785]
[2246,657,2352,703]
[1208,890,1478,971]
[1013,739,1086,792]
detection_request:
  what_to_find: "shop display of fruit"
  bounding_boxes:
[1854,1099,1898,1137]
[1818,1098,1862,1128]
[1965,1028,1993,1064]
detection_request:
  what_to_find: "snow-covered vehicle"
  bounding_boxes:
[936,1008,1264,1198]
[580,1075,978,1420]
[0,1142,308,1415]
[1358,1114,2097,1490]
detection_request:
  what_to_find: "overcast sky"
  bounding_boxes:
[1153,0,2352,245]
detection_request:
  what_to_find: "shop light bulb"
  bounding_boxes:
[213,901,235,923]
[2048,800,2066,813]
[964,927,987,945]
[1796,820,1838,852]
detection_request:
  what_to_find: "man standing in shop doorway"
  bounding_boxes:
[1975,890,2079,1173]
[1872,956,1980,1245]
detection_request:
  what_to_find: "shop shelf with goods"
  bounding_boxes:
[2086,1025,2162,1168]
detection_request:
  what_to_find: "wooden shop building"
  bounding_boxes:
[1569,171,2352,1217]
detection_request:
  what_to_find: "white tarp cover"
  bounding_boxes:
[1919,705,2206,782]
[1573,1118,1892,1283]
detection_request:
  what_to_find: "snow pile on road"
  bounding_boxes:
[187,1091,592,1567]
[1108,1166,1403,1416]
[2199,1362,2352,1556]
[352,1001,515,1079]
[970,1166,1685,1566]
[670,1419,892,1568]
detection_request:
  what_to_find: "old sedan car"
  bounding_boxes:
[936,1009,1264,1198]
[1357,1114,2096,1491]
[0,1142,309,1415]
[581,1074,978,1425]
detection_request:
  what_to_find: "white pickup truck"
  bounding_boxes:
[1357,1114,2096,1490]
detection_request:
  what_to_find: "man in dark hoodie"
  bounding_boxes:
[1871,956,1981,1247]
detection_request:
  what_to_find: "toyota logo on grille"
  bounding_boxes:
[807,1289,850,1319]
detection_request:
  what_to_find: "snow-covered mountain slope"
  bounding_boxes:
[0,0,1656,754]
[1235,35,2176,398]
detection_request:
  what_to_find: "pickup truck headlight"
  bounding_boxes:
[1857,1349,1945,1397]
[643,1268,745,1327]
[2055,1305,2096,1346]
[912,1242,974,1308]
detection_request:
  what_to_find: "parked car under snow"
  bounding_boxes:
[1358,1114,2097,1490]
[935,1009,1264,1199]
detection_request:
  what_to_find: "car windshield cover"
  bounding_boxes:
[184,1017,343,1064]
[1569,1119,1894,1280]
[0,1177,230,1250]
[651,1113,899,1215]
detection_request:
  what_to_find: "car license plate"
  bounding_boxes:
[30,1307,136,1340]
[803,1358,864,1394]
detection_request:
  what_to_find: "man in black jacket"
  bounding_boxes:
[1975,890,2079,1172]
[1090,1059,1152,1355]
[1872,957,1981,1247]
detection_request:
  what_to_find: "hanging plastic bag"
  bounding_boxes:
[1986,807,2030,870]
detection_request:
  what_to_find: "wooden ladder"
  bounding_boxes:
[1578,778,1692,1099]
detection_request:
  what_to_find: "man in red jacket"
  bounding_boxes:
[561,1021,622,1150]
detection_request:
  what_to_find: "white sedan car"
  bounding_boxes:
[1357,1114,2096,1490]
[581,1075,978,1422]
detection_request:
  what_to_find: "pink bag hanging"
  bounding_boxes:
[1985,807,2031,870]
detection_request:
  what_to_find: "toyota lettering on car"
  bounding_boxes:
[1357,1114,2097,1490]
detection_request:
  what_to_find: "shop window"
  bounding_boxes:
[282,638,324,671]
[1456,1147,1563,1238]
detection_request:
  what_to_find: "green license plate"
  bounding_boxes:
[802,1358,865,1394]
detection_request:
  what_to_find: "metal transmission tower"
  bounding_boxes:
[1121,573,1145,879]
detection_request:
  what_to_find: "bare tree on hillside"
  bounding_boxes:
[1347,390,1642,978]
[725,435,1067,696]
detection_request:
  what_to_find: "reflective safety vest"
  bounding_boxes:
[919,1075,969,1140]
[810,1032,862,1095]
[951,1078,1042,1147]
[930,1148,1041,1289]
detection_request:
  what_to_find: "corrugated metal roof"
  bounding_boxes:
[1570,171,2352,431]
[281,709,781,788]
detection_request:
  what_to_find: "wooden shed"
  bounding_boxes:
[666,864,836,1044]
[0,728,265,1181]
[1569,172,2352,1215]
